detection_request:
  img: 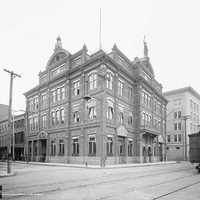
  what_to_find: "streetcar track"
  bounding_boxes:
[151,180,200,200]
[3,165,191,192]
[4,166,195,200]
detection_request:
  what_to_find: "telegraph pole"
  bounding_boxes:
[181,115,190,161]
[3,69,21,173]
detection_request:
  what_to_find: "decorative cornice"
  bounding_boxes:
[164,86,200,100]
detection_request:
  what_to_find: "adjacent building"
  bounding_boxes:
[0,104,9,121]
[24,37,167,165]
[164,87,200,161]
[0,113,25,160]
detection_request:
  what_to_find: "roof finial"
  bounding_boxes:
[55,35,62,50]
[143,36,148,57]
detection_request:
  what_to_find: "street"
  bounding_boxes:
[1,162,200,200]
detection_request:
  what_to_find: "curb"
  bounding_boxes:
[0,172,16,178]
[14,161,177,169]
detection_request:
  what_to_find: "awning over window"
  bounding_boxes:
[158,135,164,143]
[117,125,128,137]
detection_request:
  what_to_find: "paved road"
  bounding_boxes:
[1,162,200,200]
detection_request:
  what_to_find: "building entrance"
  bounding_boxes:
[40,139,47,162]
[118,136,126,163]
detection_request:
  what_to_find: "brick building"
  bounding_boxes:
[0,113,25,160]
[164,87,200,161]
[24,37,167,165]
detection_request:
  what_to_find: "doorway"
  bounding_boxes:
[118,136,126,163]
[40,139,47,162]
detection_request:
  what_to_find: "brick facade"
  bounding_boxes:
[23,37,167,165]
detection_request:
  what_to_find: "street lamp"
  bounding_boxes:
[181,115,190,161]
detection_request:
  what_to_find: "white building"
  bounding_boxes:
[164,87,200,161]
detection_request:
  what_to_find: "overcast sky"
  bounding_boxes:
[0,0,200,111]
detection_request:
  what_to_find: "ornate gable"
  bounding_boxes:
[46,37,70,69]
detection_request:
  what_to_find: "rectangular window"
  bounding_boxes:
[88,107,96,120]
[106,73,113,90]
[128,140,133,156]
[56,110,60,124]
[118,80,124,96]
[174,135,177,142]
[51,141,56,156]
[73,111,80,123]
[61,87,65,100]
[88,136,96,156]
[107,136,113,156]
[178,122,181,130]
[42,115,47,129]
[35,97,39,110]
[59,139,64,155]
[51,111,55,126]
[174,123,177,130]
[128,87,132,99]
[60,109,65,124]
[41,94,47,107]
[167,135,171,143]
[178,111,181,119]
[35,117,38,130]
[119,112,124,124]
[57,88,61,101]
[72,138,79,156]
[73,80,80,96]
[128,114,133,125]
[107,106,114,120]
[52,90,56,103]
[174,112,177,119]
[89,73,97,90]
[29,118,33,131]
[178,134,181,142]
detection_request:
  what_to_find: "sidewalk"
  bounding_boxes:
[15,161,177,169]
[0,171,15,177]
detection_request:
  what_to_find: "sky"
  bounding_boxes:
[0,0,200,111]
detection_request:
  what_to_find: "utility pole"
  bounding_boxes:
[181,115,190,161]
[3,69,21,173]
